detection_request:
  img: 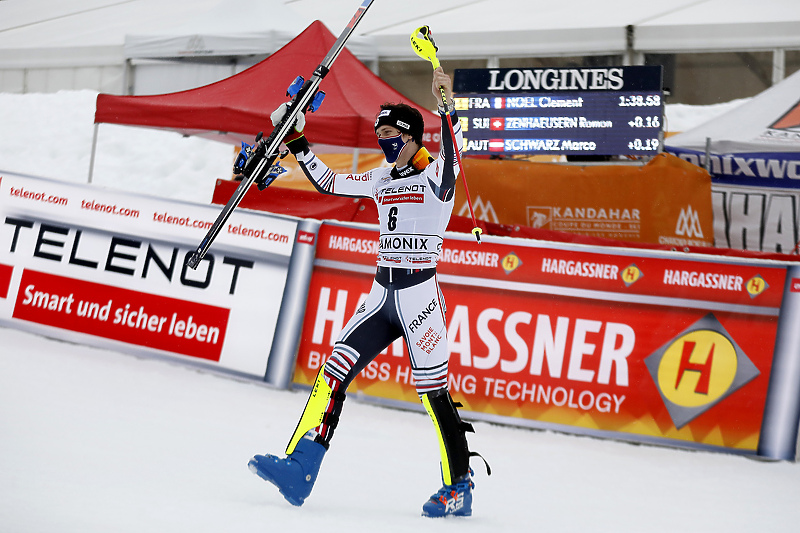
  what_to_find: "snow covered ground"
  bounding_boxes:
[3,326,799,533]
[2,91,799,532]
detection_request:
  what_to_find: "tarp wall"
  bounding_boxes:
[667,69,800,253]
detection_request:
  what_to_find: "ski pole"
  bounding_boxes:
[411,25,482,243]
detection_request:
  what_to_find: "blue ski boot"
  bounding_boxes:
[248,437,326,506]
[422,469,474,517]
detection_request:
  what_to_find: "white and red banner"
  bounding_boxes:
[0,172,299,378]
[293,222,800,459]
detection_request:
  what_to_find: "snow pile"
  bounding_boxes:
[0,90,232,203]
[664,97,751,134]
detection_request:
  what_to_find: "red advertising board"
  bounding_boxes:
[13,269,229,361]
[294,223,786,453]
[0,262,11,298]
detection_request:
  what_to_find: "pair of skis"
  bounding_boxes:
[186,1,481,268]
[185,0,375,269]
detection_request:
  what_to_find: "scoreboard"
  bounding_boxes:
[453,66,664,157]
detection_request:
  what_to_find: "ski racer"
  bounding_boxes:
[248,67,488,517]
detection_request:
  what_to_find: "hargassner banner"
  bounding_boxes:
[0,172,299,378]
[293,222,800,460]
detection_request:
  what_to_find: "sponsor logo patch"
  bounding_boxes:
[621,263,643,287]
[644,313,760,428]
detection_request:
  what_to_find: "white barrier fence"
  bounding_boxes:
[2,171,800,461]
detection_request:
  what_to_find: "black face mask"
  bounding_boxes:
[377,133,407,163]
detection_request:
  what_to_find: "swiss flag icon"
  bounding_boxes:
[490,118,505,130]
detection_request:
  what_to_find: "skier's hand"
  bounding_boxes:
[432,67,453,107]
[270,102,306,148]
[270,102,306,133]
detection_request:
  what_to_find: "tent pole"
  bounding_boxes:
[352,147,360,173]
[704,137,711,174]
[772,48,786,85]
[88,123,99,184]
[124,59,133,95]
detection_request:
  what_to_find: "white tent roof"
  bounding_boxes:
[2,0,799,69]
[0,0,220,68]
[666,68,800,154]
[636,0,800,53]
[122,0,374,60]
[122,0,310,59]
[0,0,373,69]
[288,0,800,59]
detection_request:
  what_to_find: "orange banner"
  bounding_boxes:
[452,153,714,247]
[264,150,713,247]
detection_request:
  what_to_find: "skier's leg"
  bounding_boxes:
[284,360,346,456]
[290,286,404,451]
[419,388,477,517]
[394,273,471,480]
[395,273,482,517]
[247,363,345,507]
[422,388,474,485]
[396,273,472,483]
[250,279,401,506]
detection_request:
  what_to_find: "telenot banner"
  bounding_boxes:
[0,172,298,378]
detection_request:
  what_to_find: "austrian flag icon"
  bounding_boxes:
[488,139,504,152]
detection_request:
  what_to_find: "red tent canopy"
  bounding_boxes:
[94,20,440,150]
